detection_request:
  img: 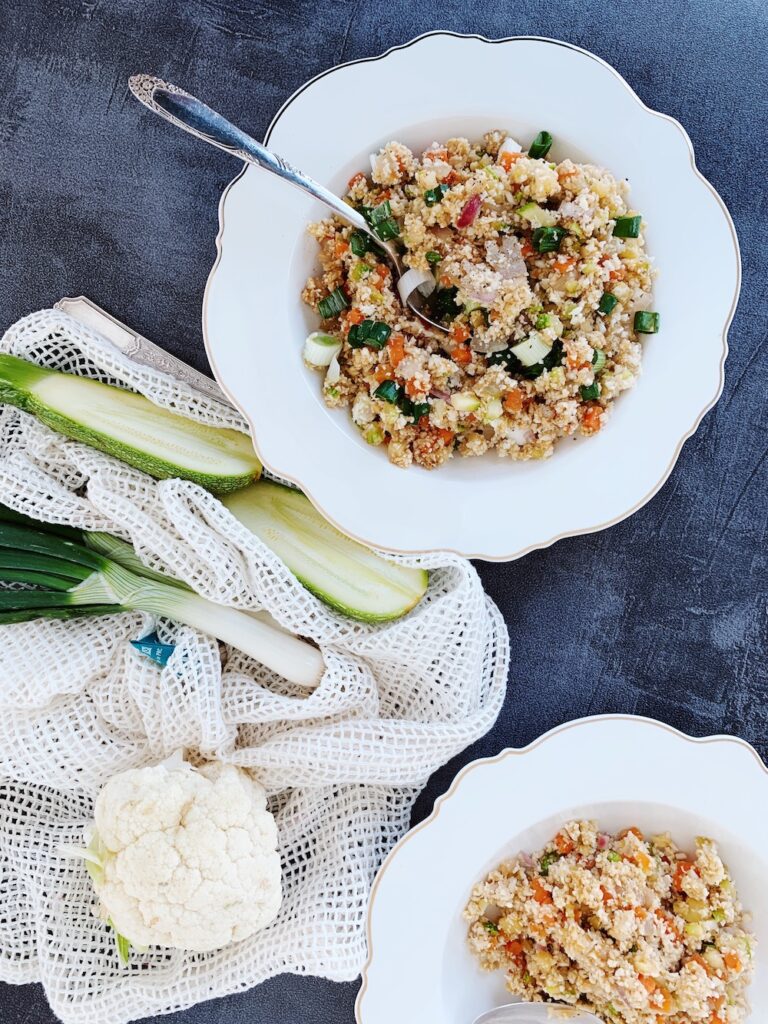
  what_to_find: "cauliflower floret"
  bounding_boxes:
[91,756,282,953]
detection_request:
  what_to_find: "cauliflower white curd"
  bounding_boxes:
[89,755,282,953]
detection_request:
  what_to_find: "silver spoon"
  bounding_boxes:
[473,1003,602,1024]
[127,75,447,333]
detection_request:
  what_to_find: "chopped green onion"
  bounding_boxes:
[373,217,400,241]
[711,909,726,923]
[539,852,561,876]
[361,200,401,242]
[369,199,392,224]
[410,402,431,422]
[528,131,553,159]
[348,319,392,349]
[535,313,551,330]
[591,349,607,374]
[0,514,322,687]
[613,215,642,238]
[425,250,442,264]
[482,920,500,934]
[607,851,621,862]
[350,231,370,257]
[374,380,400,404]
[424,184,449,207]
[598,292,618,315]
[580,382,601,401]
[634,311,660,334]
[317,287,349,319]
[429,285,461,322]
[532,226,567,253]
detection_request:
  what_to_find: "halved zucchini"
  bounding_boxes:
[222,480,428,622]
[0,355,261,493]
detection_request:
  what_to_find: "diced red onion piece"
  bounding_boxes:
[457,194,482,228]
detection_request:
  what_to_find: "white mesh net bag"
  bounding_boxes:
[0,309,508,1024]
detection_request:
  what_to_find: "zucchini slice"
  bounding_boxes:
[222,480,428,622]
[0,355,261,493]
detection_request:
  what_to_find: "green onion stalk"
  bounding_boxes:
[0,507,323,688]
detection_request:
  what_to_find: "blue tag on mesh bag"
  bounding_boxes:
[130,631,175,667]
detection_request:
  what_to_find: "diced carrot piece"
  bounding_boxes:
[609,266,627,282]
[498,150,522,171]
[405,379,422,398]
[619,827,645,841]
[374,263,391,283]
[346,307,365,328]
[554,832,575,855]
[374,367,389,383]
[424,147,448,162]
[506,939,524,955]
[554,256,576,272]
[672,861,696,891]
[723,951,742,972]
[600,885,613,905]
[452,345,472,366]
[503,390,523,414]
[688,954,710,974]
[636,851,652,873]
[581,403,603,433]
[520,238,535,259]
[388,333,406,368]
[532,878,553,904]
[439,273,453,287]
[451,322,471,344]
[436,428,455,446]
[335,239,349,257]
[347,171,366,189]
[634,907,648,920]
[441,169,461,185]
[377,188,391,202]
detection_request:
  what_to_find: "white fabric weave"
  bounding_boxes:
[0,309,508,1024]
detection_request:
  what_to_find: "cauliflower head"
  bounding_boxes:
[92,757,281,952]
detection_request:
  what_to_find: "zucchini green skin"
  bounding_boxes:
[223,480,429,623]
[0,355,260,494]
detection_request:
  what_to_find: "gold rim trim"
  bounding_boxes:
[201,31,741,562]
[354,713,766,1020]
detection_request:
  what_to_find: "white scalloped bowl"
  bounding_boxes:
[356,716,767,1023]
[204,34,739,560]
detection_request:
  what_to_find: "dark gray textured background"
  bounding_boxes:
[1,1,766,1021]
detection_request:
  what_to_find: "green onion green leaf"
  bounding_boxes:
[613,215,642,238]
[424,184,450,207]
[348,319,392,349]
[598,292,619,315]
[318,287,349,319]
[528,131,553,159]
[634,311,660,334]
[532,226,567,253]
[580,382,601,401]
[374,380,400,404]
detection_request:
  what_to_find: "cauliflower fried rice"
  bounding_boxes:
[302,131,659,469]
[464,821,754,1024]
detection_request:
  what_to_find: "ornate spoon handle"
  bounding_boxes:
[128,74,398,267]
